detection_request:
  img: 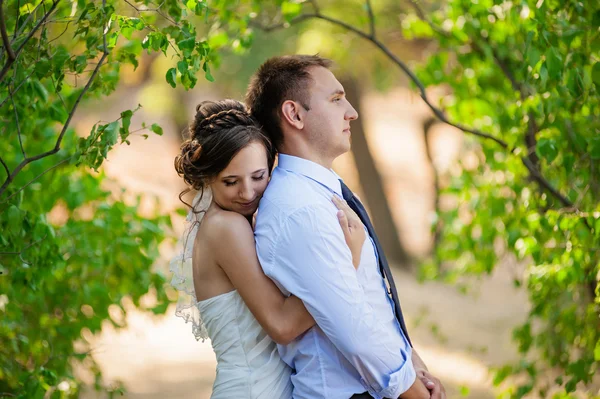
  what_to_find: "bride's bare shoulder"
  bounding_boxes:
[200,208,253,243]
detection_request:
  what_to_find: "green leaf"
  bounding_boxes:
[208,31,228,49]
[49,103,68,123]
[150,301,169,315]
[121,26,134,40]
[7,205,22,235]
[544,47,563,79]
[120,110,133,139]
[34,58,51,78]
[73,55,87,73]
[592,62,600,89]
[594,339,600,361]
[107,32,119,49]
[166,67,177,88]
[177,60,188,74]
[536,138,558,164]
[150,123,163,136]
[177,37,196,56]
[52,46,70,70]
[32,81,48,102]
[493,365,513,386]
[203,62,214,82]
[589,137,600,160]
[539,64,548,87]
[195,2,207,16]
[103,121,119,146]
[593,10,600,28]
[526,46,541,68]
[565,378,577,393]
[281,1,302,21]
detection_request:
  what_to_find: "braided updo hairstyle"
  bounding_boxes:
[174,99,276,208]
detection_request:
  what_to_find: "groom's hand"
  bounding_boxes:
[398,377,430,399]
[416,369,445,399]
[411,349,445,398]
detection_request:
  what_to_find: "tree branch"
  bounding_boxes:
[365,0,375,38]
[0,0,108,198]
[521,156,572,208]
[123,0,177,26]
[0,0,58,82]
[0,0,15,60]
[410,8,580,214]
[406,0,447,36]
[0,69,34,109]
[1,157,71,204]
[0,156,9,177]
[47,18,72,44]
[9,88,25,158]
[471,39,524,95]
[13,0,20,39]
[525,116,539,168]
[123,0,162,12]
[423,117,442,250]
[12,0,43,41]
[0,234,48,265]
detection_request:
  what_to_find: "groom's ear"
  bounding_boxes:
[281,100,305,130]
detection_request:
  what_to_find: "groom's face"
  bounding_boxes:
[302,67,358,158]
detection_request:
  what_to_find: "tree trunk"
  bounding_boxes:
[341,77,411,268]
[422,117,442,251]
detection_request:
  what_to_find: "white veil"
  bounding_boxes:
[169,189,212,341]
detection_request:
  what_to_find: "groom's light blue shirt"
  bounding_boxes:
[255,154,416,399]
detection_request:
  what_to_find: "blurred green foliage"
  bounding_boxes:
[0,0,245,397]
[1,0,599,398]
[404,0,599,397]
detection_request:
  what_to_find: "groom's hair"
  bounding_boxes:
[245,54,332,150]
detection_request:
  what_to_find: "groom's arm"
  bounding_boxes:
[266,204,421,399]
[412,350,447,399]
[412,350,428,371]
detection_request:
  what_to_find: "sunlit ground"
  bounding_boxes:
[78,84,529,399]
[81,265,526,399]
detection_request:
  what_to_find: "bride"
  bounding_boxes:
[170,99,366,398]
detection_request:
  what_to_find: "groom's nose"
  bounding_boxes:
[345,102,358,120]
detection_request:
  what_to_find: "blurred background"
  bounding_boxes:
[1,1,598,398]
[73,9,527,399]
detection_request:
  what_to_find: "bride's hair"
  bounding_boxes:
[174,99,276,208]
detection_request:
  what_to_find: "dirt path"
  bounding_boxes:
[82,263,526,399]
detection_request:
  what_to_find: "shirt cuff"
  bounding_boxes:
[364,359,417,399]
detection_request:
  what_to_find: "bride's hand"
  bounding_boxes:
[333,195,366,270]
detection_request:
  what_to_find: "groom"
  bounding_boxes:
[247,55,445,399]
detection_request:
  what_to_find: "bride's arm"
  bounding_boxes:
[212,204,365,345]
[211,211,314,345]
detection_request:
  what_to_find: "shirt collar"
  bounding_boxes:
[277,154,343,197]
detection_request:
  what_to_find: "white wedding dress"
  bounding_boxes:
[196,289,294,399]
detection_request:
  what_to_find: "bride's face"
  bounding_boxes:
[209,141,270,217]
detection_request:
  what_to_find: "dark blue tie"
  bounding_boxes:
[339,180,412,347]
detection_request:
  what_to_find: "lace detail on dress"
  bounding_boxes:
[169,190,212,341]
